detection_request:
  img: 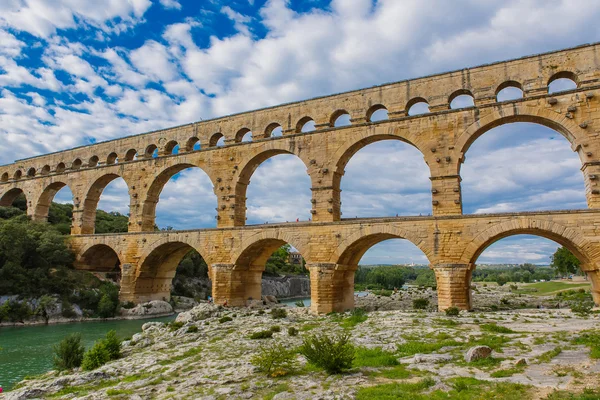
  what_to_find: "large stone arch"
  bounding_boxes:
[75,243,122,273]
[0,187,26,207]
[33,181,74,222]
[335,224,434,266]
[134,238,208,303]
[232,230,311,266]
[234,145,313,225]
[140,160,215,231]
[461,218,596,270]
[80,173,131,235]
[455,106,586,174]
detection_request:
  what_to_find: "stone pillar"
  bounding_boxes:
[587,269,600,306]
[211,264,262,306]
[581,162,600,209]
[432,263,473,310]
[308,263,356,313]
[430,175,462,215]
[310,185,341,222]
[118,263,137,303]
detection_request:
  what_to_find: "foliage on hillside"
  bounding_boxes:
[355,266,436,290]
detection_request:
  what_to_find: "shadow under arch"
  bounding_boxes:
[81,173,130,235]
[235,148,312,225]
[0,187,26,207]
[75,243,122,275]
[134,240,205,303]
[141,162,215,231]
[34,181,74,222]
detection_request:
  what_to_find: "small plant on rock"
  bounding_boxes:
[298,332,355,374]
[251,342,297,377]
[288,327,298,336]
[168,321,184,331]
[270,325,281,333]
[571,300,593,317]
[81,341,110,371]
[53,333,85,371]
[250,330,274,339]
[412,298,429,310]
[187,325,199,333]
[271,308,287,319]
[445,307,460,317]
[219,316,233,323]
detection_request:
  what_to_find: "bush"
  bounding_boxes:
[270,325,281,333]
[445,307,460,317]
[295,300,305,307]
[219,316,233,323]
[341,308,368,328]
[53,333,85,371]
[571,301,594,317]
[61,300,77,319]
[168,321,184,331]
[271,308,287,319]
[103,330,121,360]
[288,327,298,336]
[81,341,110,371]
[98,294,117,318]
[412,298,429,310]
[250,343,297,377]
[187,325,199,333]
[298,332,355,374]
[250,330,274,339]
[121,301,135,309]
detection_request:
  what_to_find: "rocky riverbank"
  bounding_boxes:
[6,292,599,399]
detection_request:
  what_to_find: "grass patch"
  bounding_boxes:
[49,379,119,398]
[490,366,525,378]
[481,323,516,334]
[372,365,413,379]
[571,330,600,359]
[546,388,600,399]
[354,347,399,367]
[300,323,319,331]
[340,308,368,329]
[432,318,460,327]
[469,334,512,352]
[106,389,133,396]
[397,339,461,356]
[519,281,590,295]
[536,347,562,364]
[355,377,435,399]
[263,383,290,400]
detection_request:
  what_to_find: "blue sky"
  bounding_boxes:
[2,0,599,265]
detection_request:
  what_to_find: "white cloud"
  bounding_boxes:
[159,0,181,10]
[221,6,252,36]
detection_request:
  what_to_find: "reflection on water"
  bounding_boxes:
[0,315,175,391]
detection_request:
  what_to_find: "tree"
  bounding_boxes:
[36,295,57,324]
[53,333,85,370]
[98,294,117,318]
[551,247,580,276]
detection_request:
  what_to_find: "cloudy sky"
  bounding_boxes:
[2,0,598,265]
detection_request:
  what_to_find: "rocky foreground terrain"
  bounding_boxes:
[5,287,600,400]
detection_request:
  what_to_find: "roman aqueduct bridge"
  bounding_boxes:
[2,43,600,312]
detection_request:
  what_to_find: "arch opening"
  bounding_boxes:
[186,137,201,152]
[236,128,253,143]
[88,156,99,168]
[406,97,430,116]
[124,149,138,161]
[331,110,351,127]
[367,105,388,122]
[296,116,315,133]
[449,91,475,109]
[1,172,8,182]
[135,242,208,303]
[107,152,118,165]
[209,133,225,147]
[56,163,66,173]
[26,168,36,178]
[34,182,74,233]
[76,244,121,282]
[144,145,158,159]
[496,81,523,102]
[72,159,82,170]
[461,122,586,214]
[232,239,308,305]
[0,188,27,212]
[265,123,283,138]
[339,138,432,219]
[164,140,179,155]
[13,170,22,180]
[81,174,129,234]
[148,164,217,231]
[243,153,311,224]
[548,72,578,94]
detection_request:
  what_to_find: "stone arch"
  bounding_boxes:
[330,109,350,127]
[34,181,73,222]
[26,167,36,177]
[495,80,523,96]
[75,243,122,273]
[164,140,179,154]
[107,152,118,165]
[140,162,214,231]
[144,144,158,158]
[80,173,130,234]
[41,165,51,175]
[134,239,206,303]
[71,159,82,170]
[265,122,282,138]
[88,156,99,168]
[405,97,429,115]
[296,116,315,133]
[0,187,25,207]
[233,232,311,266]
[335,225,434,266]
[235,128,252,143]
[448,89,475,109]
[456,107,585,174]
[366,104,388,122]
[56,163,66,173]
[460,218,595,269]
[13,170,22,180]
[548,71,579,87]
[234,146,313,225]
[209,132,224,147]
[1,172,8,182]
[185,137,200,152]
[124,149,137,161]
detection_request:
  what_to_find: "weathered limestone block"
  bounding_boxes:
[432,264,473,310]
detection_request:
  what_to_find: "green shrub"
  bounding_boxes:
[187,325,199,333]
[98,294,117,318]
[480,323,516,334]
[250,343,297,377]
[250,330,274,339]
[53,333,85,371]
[219,316,233,323]
[257,310,265,315]
[271,308,287,319]
[168,321,184,331]
[121,301,135,309]
[60,300,77,319]
[298,332,355,374]
[103,330,121,360]
[288,327,298,336]
[445,307,460,317]
[571,301,593,317]
[341,308,368,328]
[295,300,305,307]
[270,325,281,332]
[412,298,429,310]
[81,341,110,371]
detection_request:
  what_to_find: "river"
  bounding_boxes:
[0,315,175,392]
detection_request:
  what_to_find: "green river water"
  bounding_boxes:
[0,315,175,392]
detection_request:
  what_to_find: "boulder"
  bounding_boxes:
[464,345,492,362]
[413,353,453,363]
[122,301,173,317]
[176,303,221,323]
